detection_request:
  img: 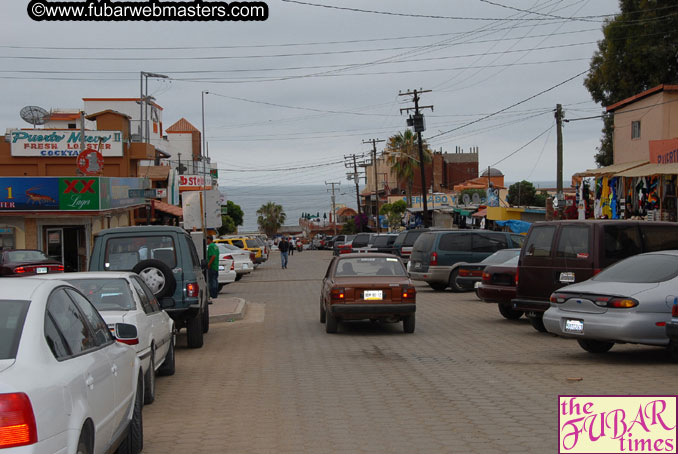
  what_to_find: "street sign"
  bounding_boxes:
[128,188,161,198]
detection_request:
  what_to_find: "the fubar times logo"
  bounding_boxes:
[559,395,677,453]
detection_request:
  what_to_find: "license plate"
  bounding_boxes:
[243,264,249,269]
[218,265,225,271]
[36,267,48,274]
[364,290,383,300]
[559,272,575,283]
[564,319,584,334]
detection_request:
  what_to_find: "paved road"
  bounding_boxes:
[144,250,676,453]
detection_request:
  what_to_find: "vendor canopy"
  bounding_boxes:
[579,160,647,177]
[616,162,678,177]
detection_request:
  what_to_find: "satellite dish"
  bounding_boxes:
[462,194,471,206]
[472,193,481,204]
[20,106,48,126]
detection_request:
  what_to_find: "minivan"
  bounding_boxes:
[392,229,429,263]
[408,230,524,291]
[513,220,678,332]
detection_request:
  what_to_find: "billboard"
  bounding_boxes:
[9,129,124,157]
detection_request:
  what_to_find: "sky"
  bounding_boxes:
[0,0,621,192]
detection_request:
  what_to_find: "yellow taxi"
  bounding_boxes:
[216,237,266,264]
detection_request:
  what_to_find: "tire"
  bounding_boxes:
[577,339,614,354]
[235,274,243,281]
[498,303,524,320]
[143,348,155,405]
[320,298,326,324]
[117,373,144,454]
[428,282,448,292]
[669,340,678,363]
[529,313,547,332]
[202,303,210,334]
[325,309,338,333]
[132,259,176,299]
[448,269,464,293]
[76,427,92,454]
[218,283,225,292]
[186,313,204,348]
[403,314,415,333]
[157,334,175,376]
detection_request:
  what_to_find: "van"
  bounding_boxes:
[408,230,524,291]
[392,229,429,263]
[89,226,209,348]
[513,220,678,332]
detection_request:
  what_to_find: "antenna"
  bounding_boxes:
[20,106,49,127]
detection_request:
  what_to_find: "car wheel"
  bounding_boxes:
[76,426,92,454]
[117,372,144,454]
[320,298,326,324]
[428,282,447,291]
[235,274,243,281]
[577,339,614,354]
[157,334,175,376]
[448,270,464,292]
[202,303,210,334]
[132,260,176,299]
[143,348,155,405]
[528,313,547,332]
[498,303,523,320]
[668,340,678,362]
[325,309,338,333]
[403,314,415,333]
[186,313,204,348]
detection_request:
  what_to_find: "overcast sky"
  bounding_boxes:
[1,0,620,189]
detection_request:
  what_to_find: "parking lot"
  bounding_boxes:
[144,250,677,454]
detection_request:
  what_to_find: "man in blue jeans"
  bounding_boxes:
[278,236,290,269]
[206,236,220,298]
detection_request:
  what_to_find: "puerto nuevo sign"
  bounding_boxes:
[9,129,124,157]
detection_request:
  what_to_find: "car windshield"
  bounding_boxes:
[0,300,30,360]
[335,257,407,277]
[66,278,136,311]
[481,249,520,265]
[592,254,678,283]
[5,250,49,262]
[373,236,396,247]
[104,236,177,270]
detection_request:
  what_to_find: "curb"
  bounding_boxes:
[209,297,248,323]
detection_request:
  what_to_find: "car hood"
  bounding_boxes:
[0,359,16,374]
[559,280,659,297]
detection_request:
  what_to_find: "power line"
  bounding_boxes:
[490,124,555,168]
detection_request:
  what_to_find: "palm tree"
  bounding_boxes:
[256,202,286,236]
[385,130,432,207]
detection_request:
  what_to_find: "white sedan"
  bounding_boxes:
[217,255,236,292]
[0,278,143,454]
[217,243,254,281]
[38,272,175,405]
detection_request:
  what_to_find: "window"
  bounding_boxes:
[335,257,406,277]
[65,278,136,311]
[65,289,112,347]
[556,226,590,258]
[524,226,556,257]
[472,233,507,253]
[403,230,426,247]
[105,235,176,270]
[44,313,70,359]
[510,234,525,248]
[631,120,641,139]
[132,276,160,313]
[47,289,97,355]
[0,300,29,360]
[231,240,245,249]
[130,277,154,314]
[640,225,678,252]
[603,225,641,261]
[413,233,436,252]
[439,233,471,252]
[593,253,678,283]
[186,236,201,267]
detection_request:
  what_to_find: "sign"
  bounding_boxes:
[182,189,222,230]
[9,130,124,157]
[649,138,678,164]
[59,178,100,210]
[179,174,211,191]
[100,177,148,210]
[76,148,104,175]
[389,193,455,210]
[128,188,164,199]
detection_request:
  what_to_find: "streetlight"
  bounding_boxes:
[139,72,168,142]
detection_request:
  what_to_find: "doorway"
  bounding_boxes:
[43,226,87,272]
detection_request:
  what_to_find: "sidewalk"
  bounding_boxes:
[209,295,247,323]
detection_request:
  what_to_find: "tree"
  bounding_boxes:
[256,202,286,237]
[507,181,538,207]
[386,130,432,207]
[218,201,244,236]
[584,1,678,166]
[341,218,357,234]
[379,200,407,230]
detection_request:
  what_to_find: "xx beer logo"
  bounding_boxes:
[58,178,100,211]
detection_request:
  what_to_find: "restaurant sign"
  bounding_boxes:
[650,138,678,164]
[179,174,211,191]
[9,129,124,157]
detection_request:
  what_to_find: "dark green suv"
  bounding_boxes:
[89,226,209,348]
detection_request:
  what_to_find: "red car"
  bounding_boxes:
[476,255,521,320]
[0,249,64,276]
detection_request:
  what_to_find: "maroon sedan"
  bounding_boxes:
[320,253,416,334]
[476,255,522,320]
[0,249,64,276]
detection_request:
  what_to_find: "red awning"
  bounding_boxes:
[152,200,182,217]
[471,208,487,218]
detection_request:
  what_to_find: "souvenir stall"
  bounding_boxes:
[615,163,678,221]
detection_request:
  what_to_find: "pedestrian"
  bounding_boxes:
[289,237,295,256]
[278,236,290,269]
[206,236,220,299]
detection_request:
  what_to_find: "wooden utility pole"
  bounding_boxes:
[399,89,433,227]
[325,181,341,235]
[344,153,364,215]
[363,139,385,233]
[555,104,564,211]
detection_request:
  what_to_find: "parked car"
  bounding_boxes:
[320,253,416,334]
[217,243,254,280]
[333,234,356,256]
[513,220,678,332]
[455,249,521,291]
[0,278,144,453]
[90,226,209,349]
[392,229,428,264]
[544,251,678,356]
[351,233,377,252]
[476,255,521,319]
[217,254,236,292]
[38,272,176,405]
[325,236,337,250]
[216,237,265,265]
[0,249,64,276]
[408,230,524,291]
[368,234,399,254]
[666,298,678,361]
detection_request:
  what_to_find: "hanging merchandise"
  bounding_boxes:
[647,176,660,211]
[600,177,612,218]
[594,177,603,218]
[610,177,619,219]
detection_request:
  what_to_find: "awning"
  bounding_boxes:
[579,160,647,177]
[454,208,475,216]
[616,162,678,177]
[471,208,487,218]
[151,199,182,217]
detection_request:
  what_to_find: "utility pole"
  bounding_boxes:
[555,104,564,214]
[363,139,385,233]
[325,181,340,235]
[344,153,365,215]
[399,89,433,227]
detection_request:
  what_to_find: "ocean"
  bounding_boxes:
[220,185,360,232]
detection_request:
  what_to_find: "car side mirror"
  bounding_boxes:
[114,323,139,345]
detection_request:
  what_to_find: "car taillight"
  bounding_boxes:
[515,268,519,287]
[52,265,64,272]
[430,252,438,266]
[458,268,469,277]
[0,393,37,448]
[482,272,490,283]
[608,297,638,309]
[250,253,255,261]
[673,298,678,317]
[330,288,345,301]
[186,282,199,298]
[230,261,234,271]
[223,255,233,261]
[13,267,27,274]
[402,287,416,301]
[550,293,567,304]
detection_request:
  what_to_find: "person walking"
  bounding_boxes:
[278,236,290,269]
[206,236,220,299]
[289,237,295,256]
